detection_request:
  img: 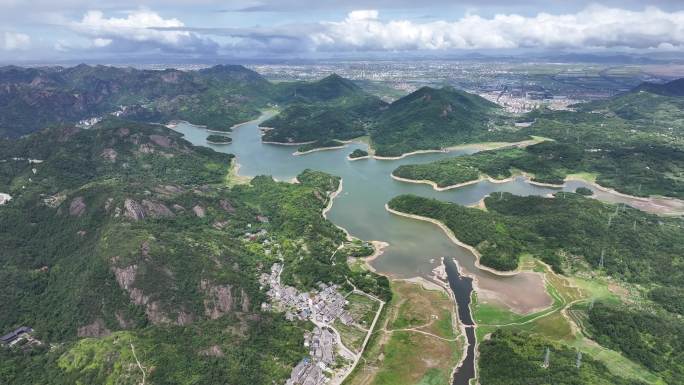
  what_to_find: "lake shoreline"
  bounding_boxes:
[385,204,522,277]
[390,173,518,191]
[293,144,348,156]
[373,137,547,160]
[392,170,684,216]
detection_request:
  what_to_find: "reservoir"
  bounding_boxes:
[171,112,653,384]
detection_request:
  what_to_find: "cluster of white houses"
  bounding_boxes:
[260,263,356,385]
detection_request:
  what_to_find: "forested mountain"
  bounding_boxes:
[261,81,514,156]
[0,65,518,158]
[0,118,388,384]
[0,64,273,136]
[370,86,507,156]
[260,74,387,145]
[633,78,684,96]
[392,78,684,198]
[274,73,366,103]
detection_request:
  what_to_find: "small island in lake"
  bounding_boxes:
[206,134,232,144]
[575,186,593,196]
[348,149,369,159]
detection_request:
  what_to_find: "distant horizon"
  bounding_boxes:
[1,2,684,63]
[4,50,684,68]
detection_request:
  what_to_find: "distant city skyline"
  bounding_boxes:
[1,1,684,63]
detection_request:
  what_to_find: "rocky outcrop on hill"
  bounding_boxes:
[201,280,234,319]
[220,199,236,213]
[124,199,145,221]
[77,318,111,338]
[100,148,117,162]
[141,199,174,218]
[193,205,206,218]
[149,134,172,148]
[69,196,87,217]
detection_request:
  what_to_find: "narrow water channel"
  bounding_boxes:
[444,257,476,385]
[170,112,657,385]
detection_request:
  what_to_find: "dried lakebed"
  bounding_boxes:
[171,111,659,385]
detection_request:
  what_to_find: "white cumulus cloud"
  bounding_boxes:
[3,31,31,50]
[308,6,684,51]
[69,9,218,53]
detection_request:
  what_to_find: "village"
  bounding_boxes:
[260,263,358,385]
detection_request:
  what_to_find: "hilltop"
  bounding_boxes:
[634,78,684,97]
[275,73,365,103]
[370,86,509,157]
[261,74,387,146]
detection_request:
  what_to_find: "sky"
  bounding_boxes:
[1,0,684,63]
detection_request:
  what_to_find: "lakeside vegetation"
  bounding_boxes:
[348,149,369,159]
[387,193,684,285]
[206,134,232,144]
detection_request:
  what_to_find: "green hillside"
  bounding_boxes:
[0,64,273,136]
[633,78,684,97]
[370,86,511,157]
[0,119,388,384]
[479,329,646,385]
[262,74,387,144]
[392,78,684,198]
[387,192,684,283]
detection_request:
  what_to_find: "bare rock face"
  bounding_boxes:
[172,204,185,212]
[117,127,130,137]
[176,311,194,326]
[200,345,224,357]
[124,199,145,221]
[138,143,154,154]
[145,301,171,324]
[240,288,251,312]
[77,318,111,338]
[149,134,172,148]
[69,196,87,217]
[213,221,228,229]
[201,280,234,320]
[220,199,236,213]
[112,264,138,291]
[111,261,179,326]
[104,197,114,212]
[153,184,184,196]
[141,241,150,257]
[141,199,174,218]
[193,205,206,218]
[101,148,118,162]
